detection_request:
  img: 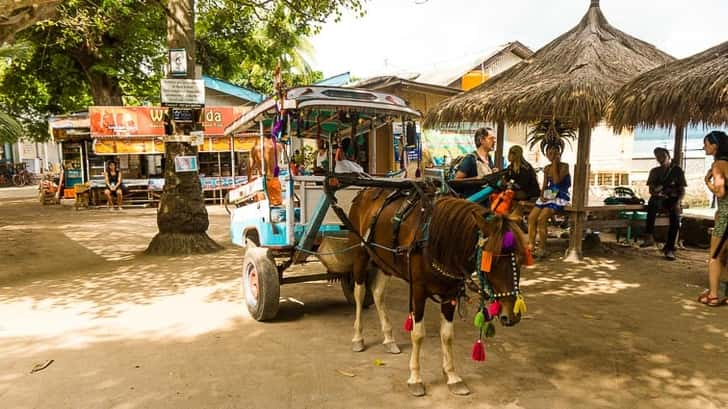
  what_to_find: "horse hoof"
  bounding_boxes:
[352,340,365,352]
[407,382,426,397]
[383,341,400,354]
[448,381,470,396]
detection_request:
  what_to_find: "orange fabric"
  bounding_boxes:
[480,250,493,272]
[266,177,282,206]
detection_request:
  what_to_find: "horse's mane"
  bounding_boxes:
[427,196,527,276]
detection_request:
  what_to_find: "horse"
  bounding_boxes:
[347,189,528,396]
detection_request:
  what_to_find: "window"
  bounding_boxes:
[590,172,630,187]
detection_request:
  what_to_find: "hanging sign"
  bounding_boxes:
[189,131,204,146]
[174,155,198,172]
[161,79,205,108]
[169,48,188,77]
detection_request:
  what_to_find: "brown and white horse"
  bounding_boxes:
[347,190,527,396]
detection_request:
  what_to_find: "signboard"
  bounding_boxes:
[161,79,205,108]
[190,131,204,146]
[174,155,198,172]
[169,48,188,77]
[90,107,244,138]
[90,107,166,137]
[172,108,195,123]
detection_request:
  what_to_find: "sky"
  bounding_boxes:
[309,0,728,79]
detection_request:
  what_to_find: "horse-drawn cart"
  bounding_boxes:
[224,86,421,321]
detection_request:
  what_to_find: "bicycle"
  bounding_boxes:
[12,166,34,187]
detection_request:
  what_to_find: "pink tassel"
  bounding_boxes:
[404,313,413,332]
[471,340,486,361]
[487,300,501,317]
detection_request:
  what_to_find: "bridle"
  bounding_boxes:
[431,232,522,302]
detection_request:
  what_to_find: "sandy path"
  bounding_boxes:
[1,192,727,409]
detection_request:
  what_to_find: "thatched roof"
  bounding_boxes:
[609,41,728,130]
[424,0,674,128]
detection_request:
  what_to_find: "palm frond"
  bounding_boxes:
[0,112,24,144]
[527,119,576,154]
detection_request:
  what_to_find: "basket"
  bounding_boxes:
[317,235,354,273]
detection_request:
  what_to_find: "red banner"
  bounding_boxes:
[89,106,247,138]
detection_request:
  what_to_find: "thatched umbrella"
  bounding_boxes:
[424,0,673,260]
[609,41,728,165]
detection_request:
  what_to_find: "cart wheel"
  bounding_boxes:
[340,271,374,308]
[242,247,280,321]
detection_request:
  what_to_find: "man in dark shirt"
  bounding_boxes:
[641,147,687,260]
[453,127,496,197]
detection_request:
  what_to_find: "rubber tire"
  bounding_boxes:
[340,271,374,308]
[242,247,280,321]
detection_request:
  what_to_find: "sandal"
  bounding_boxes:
[697,291,726,307]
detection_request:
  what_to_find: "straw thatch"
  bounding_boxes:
[609,41,728,130]
[424,0,673,128]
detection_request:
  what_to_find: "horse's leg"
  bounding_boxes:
[351,247,368,352]
[371,269,400,354]
[407,285,427,397]
[440,302,470,395]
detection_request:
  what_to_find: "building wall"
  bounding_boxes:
[448,51,524,90]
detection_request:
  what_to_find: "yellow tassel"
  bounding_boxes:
[513,294,527,316]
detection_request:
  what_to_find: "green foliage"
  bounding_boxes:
[0,111,24,144]
[0,0,364,142]
[527,119,576,154]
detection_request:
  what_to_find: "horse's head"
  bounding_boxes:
[428,197,528,327]
[470,209,528,327]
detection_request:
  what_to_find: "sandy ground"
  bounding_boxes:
[1,188,728,409]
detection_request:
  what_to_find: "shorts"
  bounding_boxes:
[266,177,282,206]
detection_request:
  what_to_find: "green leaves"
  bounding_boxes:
[527,119,577,154]
[0,112,24,144]
[0,0,365,141]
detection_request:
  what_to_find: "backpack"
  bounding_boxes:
[447,153,474,180]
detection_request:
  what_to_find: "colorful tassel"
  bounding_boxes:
[502,231,515,251]
[403,313,413,332]
[480,251,493,272]
[525,247,535,266]
[513,294,527,316]
[471,340,486,362]
[473,310,485,328]
[487,300,501,317]
[484,322,496,338]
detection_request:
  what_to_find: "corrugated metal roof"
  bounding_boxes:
[202,75,265,104]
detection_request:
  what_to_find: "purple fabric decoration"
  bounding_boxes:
[502,231,515,251]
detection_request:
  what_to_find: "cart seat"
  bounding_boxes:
[270,207,301,223]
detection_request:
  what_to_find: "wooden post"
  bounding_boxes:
[495,120,505,169]
[564,122,592,262]
[673,124,685,168]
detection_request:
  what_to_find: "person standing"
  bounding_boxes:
[640,147,686,260]
[698,131,728,306]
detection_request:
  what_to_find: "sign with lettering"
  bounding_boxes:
[161,79,205,108]
[174,155,198,172]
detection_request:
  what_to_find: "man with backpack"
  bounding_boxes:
[640,147,687,260]
[451,127,496,197]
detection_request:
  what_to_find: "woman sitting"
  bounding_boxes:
[506,145,540,201]
[527,145,571,257]
[104,161,124,210]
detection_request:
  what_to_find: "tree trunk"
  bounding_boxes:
[88,72,124,106]
[146,0,221,255]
